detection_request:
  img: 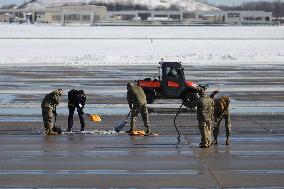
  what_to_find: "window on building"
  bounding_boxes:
[169,15,180,20]
[52,15,61,21]
[228,13,240,18]
[243,16,262,21]
[183,12,195,19]
[82,15,90,21]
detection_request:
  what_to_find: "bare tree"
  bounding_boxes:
[218,1,284,18]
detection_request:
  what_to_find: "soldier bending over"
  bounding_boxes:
[127,83,152,135]
[41,89,63,135]
[210,91,231,145]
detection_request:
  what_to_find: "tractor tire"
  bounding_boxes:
[182,92,199,109]
[144,90,155,104]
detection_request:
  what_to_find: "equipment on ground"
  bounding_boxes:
[136,61,208,109]
[129,130,145,136]
[128,130,158,136]
[114,111,131,133]
[86,113,102,122]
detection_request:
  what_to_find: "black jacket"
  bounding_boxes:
[68,89,86,109]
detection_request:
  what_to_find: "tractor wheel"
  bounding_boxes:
[182,92,199,109]
[144,90,155,104]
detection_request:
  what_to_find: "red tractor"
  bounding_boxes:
[136,61,208,108]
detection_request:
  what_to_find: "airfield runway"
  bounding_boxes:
[0,64,284,188]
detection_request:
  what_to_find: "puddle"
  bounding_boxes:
[0,104,284,116]
[0,169,201,175]
[0,116,40,122]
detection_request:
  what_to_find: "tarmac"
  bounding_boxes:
[0,64,284,188]
[0,113,283,188]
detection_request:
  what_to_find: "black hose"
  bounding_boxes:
[174,104,183,148]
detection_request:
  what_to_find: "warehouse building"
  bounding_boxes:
[44,5,107,25]
[195,11,272,25]
[0,5,274,25]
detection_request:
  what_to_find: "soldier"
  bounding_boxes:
[41,89,63,135]
[127,83,152,135]
[210,92,231,145]
[196,88,215,148]
[67,89,86,132]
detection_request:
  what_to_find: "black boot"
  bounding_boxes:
[67,116,73,132]
[226,137,229,145]
[211,136,218,145]
[126,128,134,134]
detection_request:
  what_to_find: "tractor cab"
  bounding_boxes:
[160,62,186,98]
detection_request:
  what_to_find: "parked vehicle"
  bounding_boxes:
[136,61,208,108]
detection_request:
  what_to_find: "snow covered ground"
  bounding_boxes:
[0,24,284,66]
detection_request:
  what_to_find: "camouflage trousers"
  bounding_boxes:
[41,105,54,131]
[130,103,150,132]
[213,113,231,139]
[198,120,212,147]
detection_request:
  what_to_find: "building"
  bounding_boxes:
[108,10,273,25]
[195,11,272,25]
[44,5,107,25]
[0,5,274,26]
[108,10,183,22]
[0,13,13,22]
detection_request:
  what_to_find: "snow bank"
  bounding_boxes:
[0,25,283,66]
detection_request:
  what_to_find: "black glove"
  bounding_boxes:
[129,104,133,110]
[78,108,84,115]
[52,110,57,117]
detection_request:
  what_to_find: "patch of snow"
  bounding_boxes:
[0,25,283,66]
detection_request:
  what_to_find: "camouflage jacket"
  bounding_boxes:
[41,90,62,108]
[214,96,230,116]
[197,95,215,121]
[127,85,147,109]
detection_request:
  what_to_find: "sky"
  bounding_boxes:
[0,0,282,7]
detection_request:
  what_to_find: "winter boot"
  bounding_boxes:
[226,137,230,145]
[211,136,218,145]
[126,126,135,134]
[46,128,58,136]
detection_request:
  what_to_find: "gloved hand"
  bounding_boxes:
[129,104,133,110]
[52,111,57,117]
[78,108,84,115]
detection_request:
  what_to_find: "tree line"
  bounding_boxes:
[218,1,284,18]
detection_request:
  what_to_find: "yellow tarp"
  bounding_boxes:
[129,130,145,136]
[88,114,102,122]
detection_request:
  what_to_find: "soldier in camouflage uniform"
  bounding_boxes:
[210,93,231,145]
[41,89,63,135]
[196,88,215,148]
[127,83,152,135]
